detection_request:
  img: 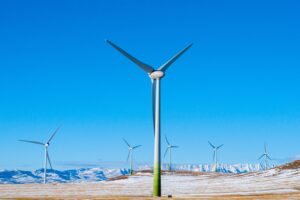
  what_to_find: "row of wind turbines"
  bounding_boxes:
[123,138,273,174]
[18,128,273,185]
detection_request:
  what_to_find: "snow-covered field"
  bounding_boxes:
[0,161,300,199]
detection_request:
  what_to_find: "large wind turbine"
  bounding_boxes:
[164,136,178,171]
[123,138,141,175]
[19,126,61,184]
[208,141,223,171]
[258,143,272,170]
[107,40,192,196]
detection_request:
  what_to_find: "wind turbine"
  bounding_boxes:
[164,136,178,171]
[107,40,192,197]
[258,143,272,170]
[208,141,223,171]
[19,126,61,184]
[123,138,141,175]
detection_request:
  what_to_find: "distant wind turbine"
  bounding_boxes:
[19,126,61,184]
[258,143,272,170]
[123,138,141,175]
[208,141,223,171]
[164,136,178,171]
[107,40,192,197]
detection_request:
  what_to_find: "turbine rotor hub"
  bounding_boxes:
[150,70,164,79]
[45,143,49,147]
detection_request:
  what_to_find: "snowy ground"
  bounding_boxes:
[0,166,300,199]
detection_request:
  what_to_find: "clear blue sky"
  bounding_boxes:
[0,0,300,169]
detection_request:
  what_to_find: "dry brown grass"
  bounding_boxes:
[277,160,300,170]
[107,175,130,181]
[5,192,300,200]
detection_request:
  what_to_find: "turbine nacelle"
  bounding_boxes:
[45,143,49,148]
[149,71,165,79]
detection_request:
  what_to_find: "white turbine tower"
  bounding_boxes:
[208,141,223,171]
[164,136,178,171]
[258,143,272,170]
[107,40,192,197]
[123,138,141,175]
[19,126,61,184]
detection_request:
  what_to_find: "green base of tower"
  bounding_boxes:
[153,163,161,197]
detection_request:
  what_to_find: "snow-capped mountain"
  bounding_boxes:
[160,163,263,173]
[0,168,129,184]
[0,163,264,184]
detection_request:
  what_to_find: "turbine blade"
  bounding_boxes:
[213,150,216,161]
[171,145,179,148]
[18,140,44,146]
[164,148,169,158]
[133,145,142,149]
[47,152,53,170]
[47,125,62,144]
[106,40,154,73]
[208,141,215,148]
[259,163,264,169]
[165,136,170,145]
[264,143,267,153]
[152,79,156,134]
[258,154,264,160]
[267,155,272,160]
[158,43,193,72]
[126,150,130,162]
[122,138,130,147]
[217,144,224,149]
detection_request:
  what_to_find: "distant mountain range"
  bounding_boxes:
[0,168,129,184]
[161,163,264,173]
[0,163,265,184]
